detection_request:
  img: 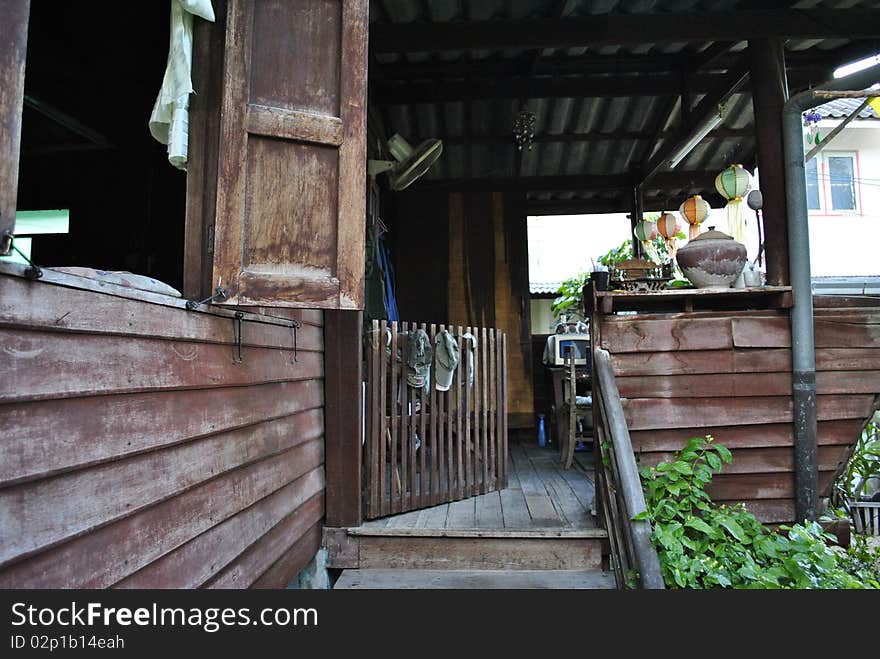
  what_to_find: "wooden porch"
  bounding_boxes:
[328,441,614,588]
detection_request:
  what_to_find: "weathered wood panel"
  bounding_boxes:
[0,272,327,588]
[250,521,323,589]
[638,445,850,474]
[115,472,324,588]
[0,328,322,403]
[0,273,324,349]
[622,394,875,431]
[600,314,791,353]
[611,348,792,377]
[190,493,323,589]
[617,370,880,398]
[613,348,880,377]
[815,317,880,348]
[598,307,880,524]
[706,471,835,501]
[630,419,864,452]
[1,433,323,569]
[211,0,368,308]
[0,379,322,487]
[357,536,602,570]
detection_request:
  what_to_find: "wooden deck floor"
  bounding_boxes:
[359,441,597,532]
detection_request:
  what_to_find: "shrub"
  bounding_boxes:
[634,435,880,589]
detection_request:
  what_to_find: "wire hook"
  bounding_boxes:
[232,311,244,364]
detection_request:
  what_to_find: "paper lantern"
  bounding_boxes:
[715,163,752,201]
[679,195,711,240]
[714,164,753,242]
[634,219,657,242]
[657,212,680,239]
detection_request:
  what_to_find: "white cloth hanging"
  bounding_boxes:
[149,0,215,170]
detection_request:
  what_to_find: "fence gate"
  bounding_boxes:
[363,320,508,519]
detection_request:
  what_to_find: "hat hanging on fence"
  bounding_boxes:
[406,329,433,388]
[434,330,460,392]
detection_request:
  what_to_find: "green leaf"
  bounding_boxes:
[706,451,722,471]
[685,517,715,536]
[673,462,693,475]
[715,444,733,463]
[719,517,748,544]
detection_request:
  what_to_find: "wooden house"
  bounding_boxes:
[2,0,879,589]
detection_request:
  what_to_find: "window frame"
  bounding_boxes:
[805,150,862,216]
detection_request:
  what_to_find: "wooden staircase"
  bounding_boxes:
[329,525,612,589]
[328,443,615,589]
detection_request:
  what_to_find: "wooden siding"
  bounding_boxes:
[0,271,325,587]
[598,307,880,523]
[447,191,533,427]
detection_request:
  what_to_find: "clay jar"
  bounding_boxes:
[676,228,747,289]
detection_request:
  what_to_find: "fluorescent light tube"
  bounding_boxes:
[668,113,723,169]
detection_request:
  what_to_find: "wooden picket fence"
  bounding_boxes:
[363,320,508,519]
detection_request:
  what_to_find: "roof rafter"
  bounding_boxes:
[370,10,880,53]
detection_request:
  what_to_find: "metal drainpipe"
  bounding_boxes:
[782,63,880,522]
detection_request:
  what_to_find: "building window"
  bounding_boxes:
[805,151,860,213]
[827,154,857,211]
[805,157,821,210]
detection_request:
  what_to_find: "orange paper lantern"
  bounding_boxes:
[679,195,711,240]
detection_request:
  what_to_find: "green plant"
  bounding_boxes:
[550,271,591,320]
[833,414,880,505]
[635,435,879,588]
[598,239,633,268]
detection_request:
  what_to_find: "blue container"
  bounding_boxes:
[538,414,547,448]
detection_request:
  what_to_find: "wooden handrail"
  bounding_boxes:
[593,347,665,589]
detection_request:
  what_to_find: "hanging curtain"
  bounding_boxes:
[149,0,215,170]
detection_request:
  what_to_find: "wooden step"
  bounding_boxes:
[333,569,616,589]
[326,527,608,571]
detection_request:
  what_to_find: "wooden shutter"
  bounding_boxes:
[211,0,368,308]
[0,0,30,255]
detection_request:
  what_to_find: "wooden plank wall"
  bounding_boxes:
[447,191,533,429]
[0,273,326,587]
[598,307,880,523]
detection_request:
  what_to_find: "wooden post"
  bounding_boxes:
[324,310,363,527]
[0,0,30,255]
[749,39,790,286]
[629,174,644,259]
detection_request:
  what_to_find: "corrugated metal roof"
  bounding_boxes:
[816,97,880,119]
[530,281,563,294]
[369,0,880,212]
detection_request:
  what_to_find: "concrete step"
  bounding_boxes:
[334,568,616,589]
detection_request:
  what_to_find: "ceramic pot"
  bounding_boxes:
[675,228,747,289]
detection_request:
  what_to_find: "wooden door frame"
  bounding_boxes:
[324,309,364,527]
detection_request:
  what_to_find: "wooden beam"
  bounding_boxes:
[375,71,743,104]
[324,310,363,527]
[23,95,113,148]
[750,39,790,287]
[1,0,30,254]
[373,50,838,82]
[527,191,726,216]
[412,170,719,193]
[805,98,872,163]
[430,128,754,147]
[370,10,880,53]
